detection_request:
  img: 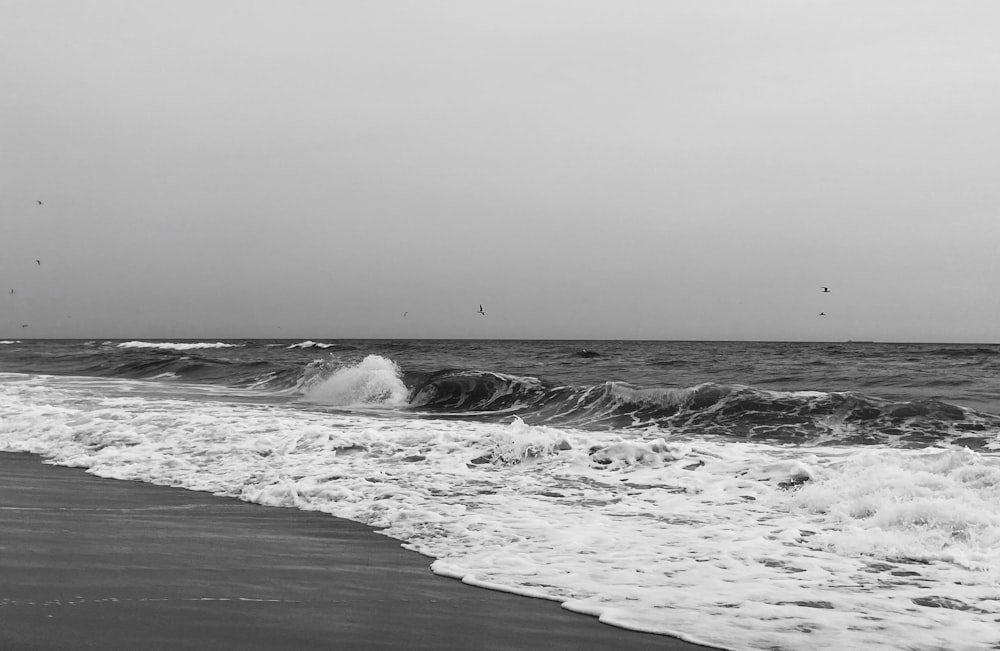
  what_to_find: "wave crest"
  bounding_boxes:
[287,341,337,349]
[118,341,238,351]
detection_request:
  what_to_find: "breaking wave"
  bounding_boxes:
[300,355,409,408]
[2,341,998,448]
[118,341,239,350]
[406,370,1000,448]
[407,370,547,412]
[287,341,337,349]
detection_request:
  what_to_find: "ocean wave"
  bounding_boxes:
[404,370,1000,447]
[0,340,20,345]
[408,369,547,412]
[4,341,998,448]
[287,341,337,349]
[118,341,239,351]
[929,346,1000,358]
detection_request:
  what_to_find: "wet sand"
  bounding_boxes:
[0,452,715,650]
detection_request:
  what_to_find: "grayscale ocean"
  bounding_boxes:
[2,338,1000,649]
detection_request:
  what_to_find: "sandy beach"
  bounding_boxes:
[0,452,713,650]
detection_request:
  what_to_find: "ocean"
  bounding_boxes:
[2,338,999,650]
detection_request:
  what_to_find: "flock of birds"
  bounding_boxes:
[12,199,485,335]
[9,200,833,335]
[819,286,831,316]
[5,201,45,329]
[409,299,830,321]
[402,304,486,319]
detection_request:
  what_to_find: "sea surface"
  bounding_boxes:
[2,338,1000,650]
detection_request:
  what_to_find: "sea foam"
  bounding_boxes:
[2,373,1000,650]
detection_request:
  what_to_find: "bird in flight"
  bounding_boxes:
[821,287,830,293]
[36,260,41,266]
[36,200,43,206]
[403,311,408,318]
[9,289,13,295]
[478,304,486,316]
[819,312,826,316]
[21,324,29,328]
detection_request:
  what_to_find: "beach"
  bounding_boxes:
[0,451,712,650]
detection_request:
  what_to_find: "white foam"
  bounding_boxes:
[287,340,337,349]
[117,341,238,350]
[2,373,999,651]
[589,437,692,468]
[477,417,573,465]
[300,355,409,408]
[0,340,20,344]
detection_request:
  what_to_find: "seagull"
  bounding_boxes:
[819,312,826,316]
[403,311,408,318]
[9,289,13,295]
[478,304,486,316]
[821,287,830,293]
[21,324,29,328]
[36,200,42,206]
[36,260,41,266]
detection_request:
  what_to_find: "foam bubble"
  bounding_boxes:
[589,438,691,468]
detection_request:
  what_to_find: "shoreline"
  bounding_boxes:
[0,451,715,650]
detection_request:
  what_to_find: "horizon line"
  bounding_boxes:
[4,337,999,346]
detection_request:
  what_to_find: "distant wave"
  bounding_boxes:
[118,341,239,351]
[0,340,20,345]
[287,341,337,349]
[929,346,1000,358]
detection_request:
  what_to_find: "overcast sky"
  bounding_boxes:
[2,1,998,341]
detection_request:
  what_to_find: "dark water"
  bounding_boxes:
[3,338,999,448]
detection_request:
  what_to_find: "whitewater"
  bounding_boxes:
[2,339,1000,650]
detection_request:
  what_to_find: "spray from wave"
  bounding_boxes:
[300,355,409,408]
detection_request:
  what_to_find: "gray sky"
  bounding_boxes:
[2,1,999,341]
